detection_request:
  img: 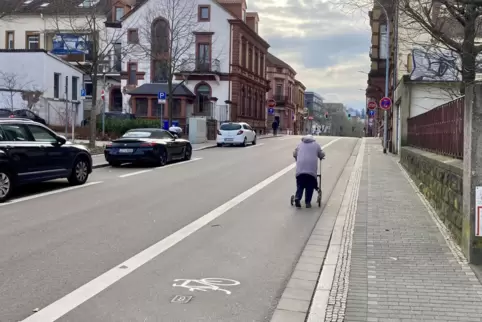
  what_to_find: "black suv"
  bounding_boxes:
[0,119,93,202]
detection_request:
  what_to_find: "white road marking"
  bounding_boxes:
[172,278,240,295]
[155,157,202,169]
[0,181,103,207]
[245,143,265,149]
[20,138,342,322]
[119,158,203,178]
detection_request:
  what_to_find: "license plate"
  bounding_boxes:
[225,138,233,142]
[119,148,133,153]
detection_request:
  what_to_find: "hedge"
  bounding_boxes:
[97,119,162,137]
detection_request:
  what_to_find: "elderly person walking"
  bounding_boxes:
[293,135,325,208]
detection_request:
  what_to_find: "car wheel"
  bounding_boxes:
[217,143,222,147]
[242,137,247,147]
[109,161,121,167]
[184,144,192,161]
[0,170,13,203]
[252,135,257,145]
[68,156,89,185]
[157,148,168,166]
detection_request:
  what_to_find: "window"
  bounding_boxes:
[0,126,6,141]
[254,51,259,74]
[153,131,174,140]
[114,43,122,72]
[72,76,78,100]
[1,124,30,141]
[127,63,137,85]
[127,29,139,44]
[84,82,93,97]
[197,43,210,71]
[27,125,57,143]
[242,41,247,67]
[5,31,14,49]
[198,5,210,21]
[248,48,253,71]
[276,67,283,73]
[260,54,264,77]
[54,73,60,99]
[220,123,242,131]
[248,88,252,116]
[275,83,283,96]
[26,33,40,49]
[115,7,124,21]
[135,98,148,116]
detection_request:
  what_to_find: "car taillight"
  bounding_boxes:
[8,115,14,118]
[237,130,244,135]
[105,143,112,148]
[217,130,221,135]
[140,142,156,147]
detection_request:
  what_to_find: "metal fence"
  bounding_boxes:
[407,97,464,159]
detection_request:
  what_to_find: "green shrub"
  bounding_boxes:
[98,119,162,137]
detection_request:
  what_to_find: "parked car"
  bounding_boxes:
[104,128,192,167]
[216,122,257,147]
[81,112,136,126]
[0,108,47,125]
[0,119,93,202]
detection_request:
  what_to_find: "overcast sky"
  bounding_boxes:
[250,0,371,110]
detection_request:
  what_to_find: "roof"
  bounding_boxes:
[128,83,195,97]
[1,0,110,16]
[0,49,85,74]
[266,53,295,73]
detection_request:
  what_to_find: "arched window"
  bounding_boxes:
[196,83,211,113]
[248,88,252,116]
[151,18,169,82]
[254,91,257,119]
[241,86,245,115]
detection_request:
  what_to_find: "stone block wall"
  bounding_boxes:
[400,147,464,245]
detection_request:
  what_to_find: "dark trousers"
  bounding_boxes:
[273,128,278,136]
[295,174,318,204]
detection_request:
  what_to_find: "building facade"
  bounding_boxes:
[265,53,296,133]
[0,50,84,126]
[294,80,306,134]
[304,91,323,133]
[118,0,269,132]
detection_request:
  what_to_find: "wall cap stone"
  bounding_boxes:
[401,147,463,176]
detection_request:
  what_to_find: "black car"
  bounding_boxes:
[0,119,93,202]
[0,108,47,125]
[104,128,192,167]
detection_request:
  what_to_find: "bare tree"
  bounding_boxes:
[0,0,22,22]
[0,71,42,110]
[48,0,136,147]
[134,0,207,126]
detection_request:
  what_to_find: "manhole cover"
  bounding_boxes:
[171,295,193,304]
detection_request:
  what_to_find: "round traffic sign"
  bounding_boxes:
[268,107,274,115]
[379,97,392,110]
[367,101,377,110]
[267,99,276,108]
[308,116,314,120]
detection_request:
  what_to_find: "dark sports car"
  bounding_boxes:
[104,128,192,167]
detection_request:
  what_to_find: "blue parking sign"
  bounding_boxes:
[158,92,166,100]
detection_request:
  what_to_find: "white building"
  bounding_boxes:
[117,0,234,123]
[0,0,130,118]
[0,50,84,126]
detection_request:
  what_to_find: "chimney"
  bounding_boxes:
[246,12,259,33]
[218,0,246,21]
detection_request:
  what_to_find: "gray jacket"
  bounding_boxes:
[293,136,325,178]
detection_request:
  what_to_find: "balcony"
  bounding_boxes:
[273,94,288,105]
[195,59,221,73]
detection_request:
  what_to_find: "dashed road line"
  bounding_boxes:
[118,158,203,178]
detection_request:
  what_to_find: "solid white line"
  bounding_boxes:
[118,158,203,178]
[20,138,343,322]
[245,143,265,149]
[118,169,152,178]
[0,181,103,207]
[155,157,202,169]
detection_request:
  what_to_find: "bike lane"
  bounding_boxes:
[28,138,358,322]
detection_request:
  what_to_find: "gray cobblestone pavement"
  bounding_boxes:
[336,139,482,321]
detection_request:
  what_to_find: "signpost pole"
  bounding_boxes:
[382,8,390,154]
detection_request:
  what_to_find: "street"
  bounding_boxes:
[0,136,358,322]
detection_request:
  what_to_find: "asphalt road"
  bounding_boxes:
[0,135,359,322]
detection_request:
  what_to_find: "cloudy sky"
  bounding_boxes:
[249,0,371,110]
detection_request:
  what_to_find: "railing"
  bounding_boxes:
[273,94,288,104]
[191,103,230,122]
[407,97,464,159]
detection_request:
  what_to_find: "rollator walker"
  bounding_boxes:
[290,158,323,208]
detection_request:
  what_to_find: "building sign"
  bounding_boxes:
[410,45,482,81]
[51,34,90,55]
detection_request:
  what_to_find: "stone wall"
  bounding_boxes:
[400,147,464,245]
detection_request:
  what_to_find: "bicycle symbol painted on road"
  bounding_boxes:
[172,278,240,295]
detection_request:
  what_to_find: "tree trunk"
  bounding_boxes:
[461,4,478,95]
[89,73,98,148]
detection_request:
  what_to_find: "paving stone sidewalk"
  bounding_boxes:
[335,139,482,321]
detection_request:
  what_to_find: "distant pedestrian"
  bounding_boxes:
[169,125,182,138]
[272,121,279,136]
[293,135,325,208]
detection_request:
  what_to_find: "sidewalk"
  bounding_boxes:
[272,138,482,322]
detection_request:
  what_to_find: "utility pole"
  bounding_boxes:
[65,76,69,136]
[102,73,106,137]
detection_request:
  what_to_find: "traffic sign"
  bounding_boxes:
[158,91,166,104]
[379,97,392,110]
[308,116,314,120]
[367,101,377,110]
[368,110,375,116]
[267,99,276,108]
[80,88,86,100]
[101,89,105,101]
[268,107,274,115]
